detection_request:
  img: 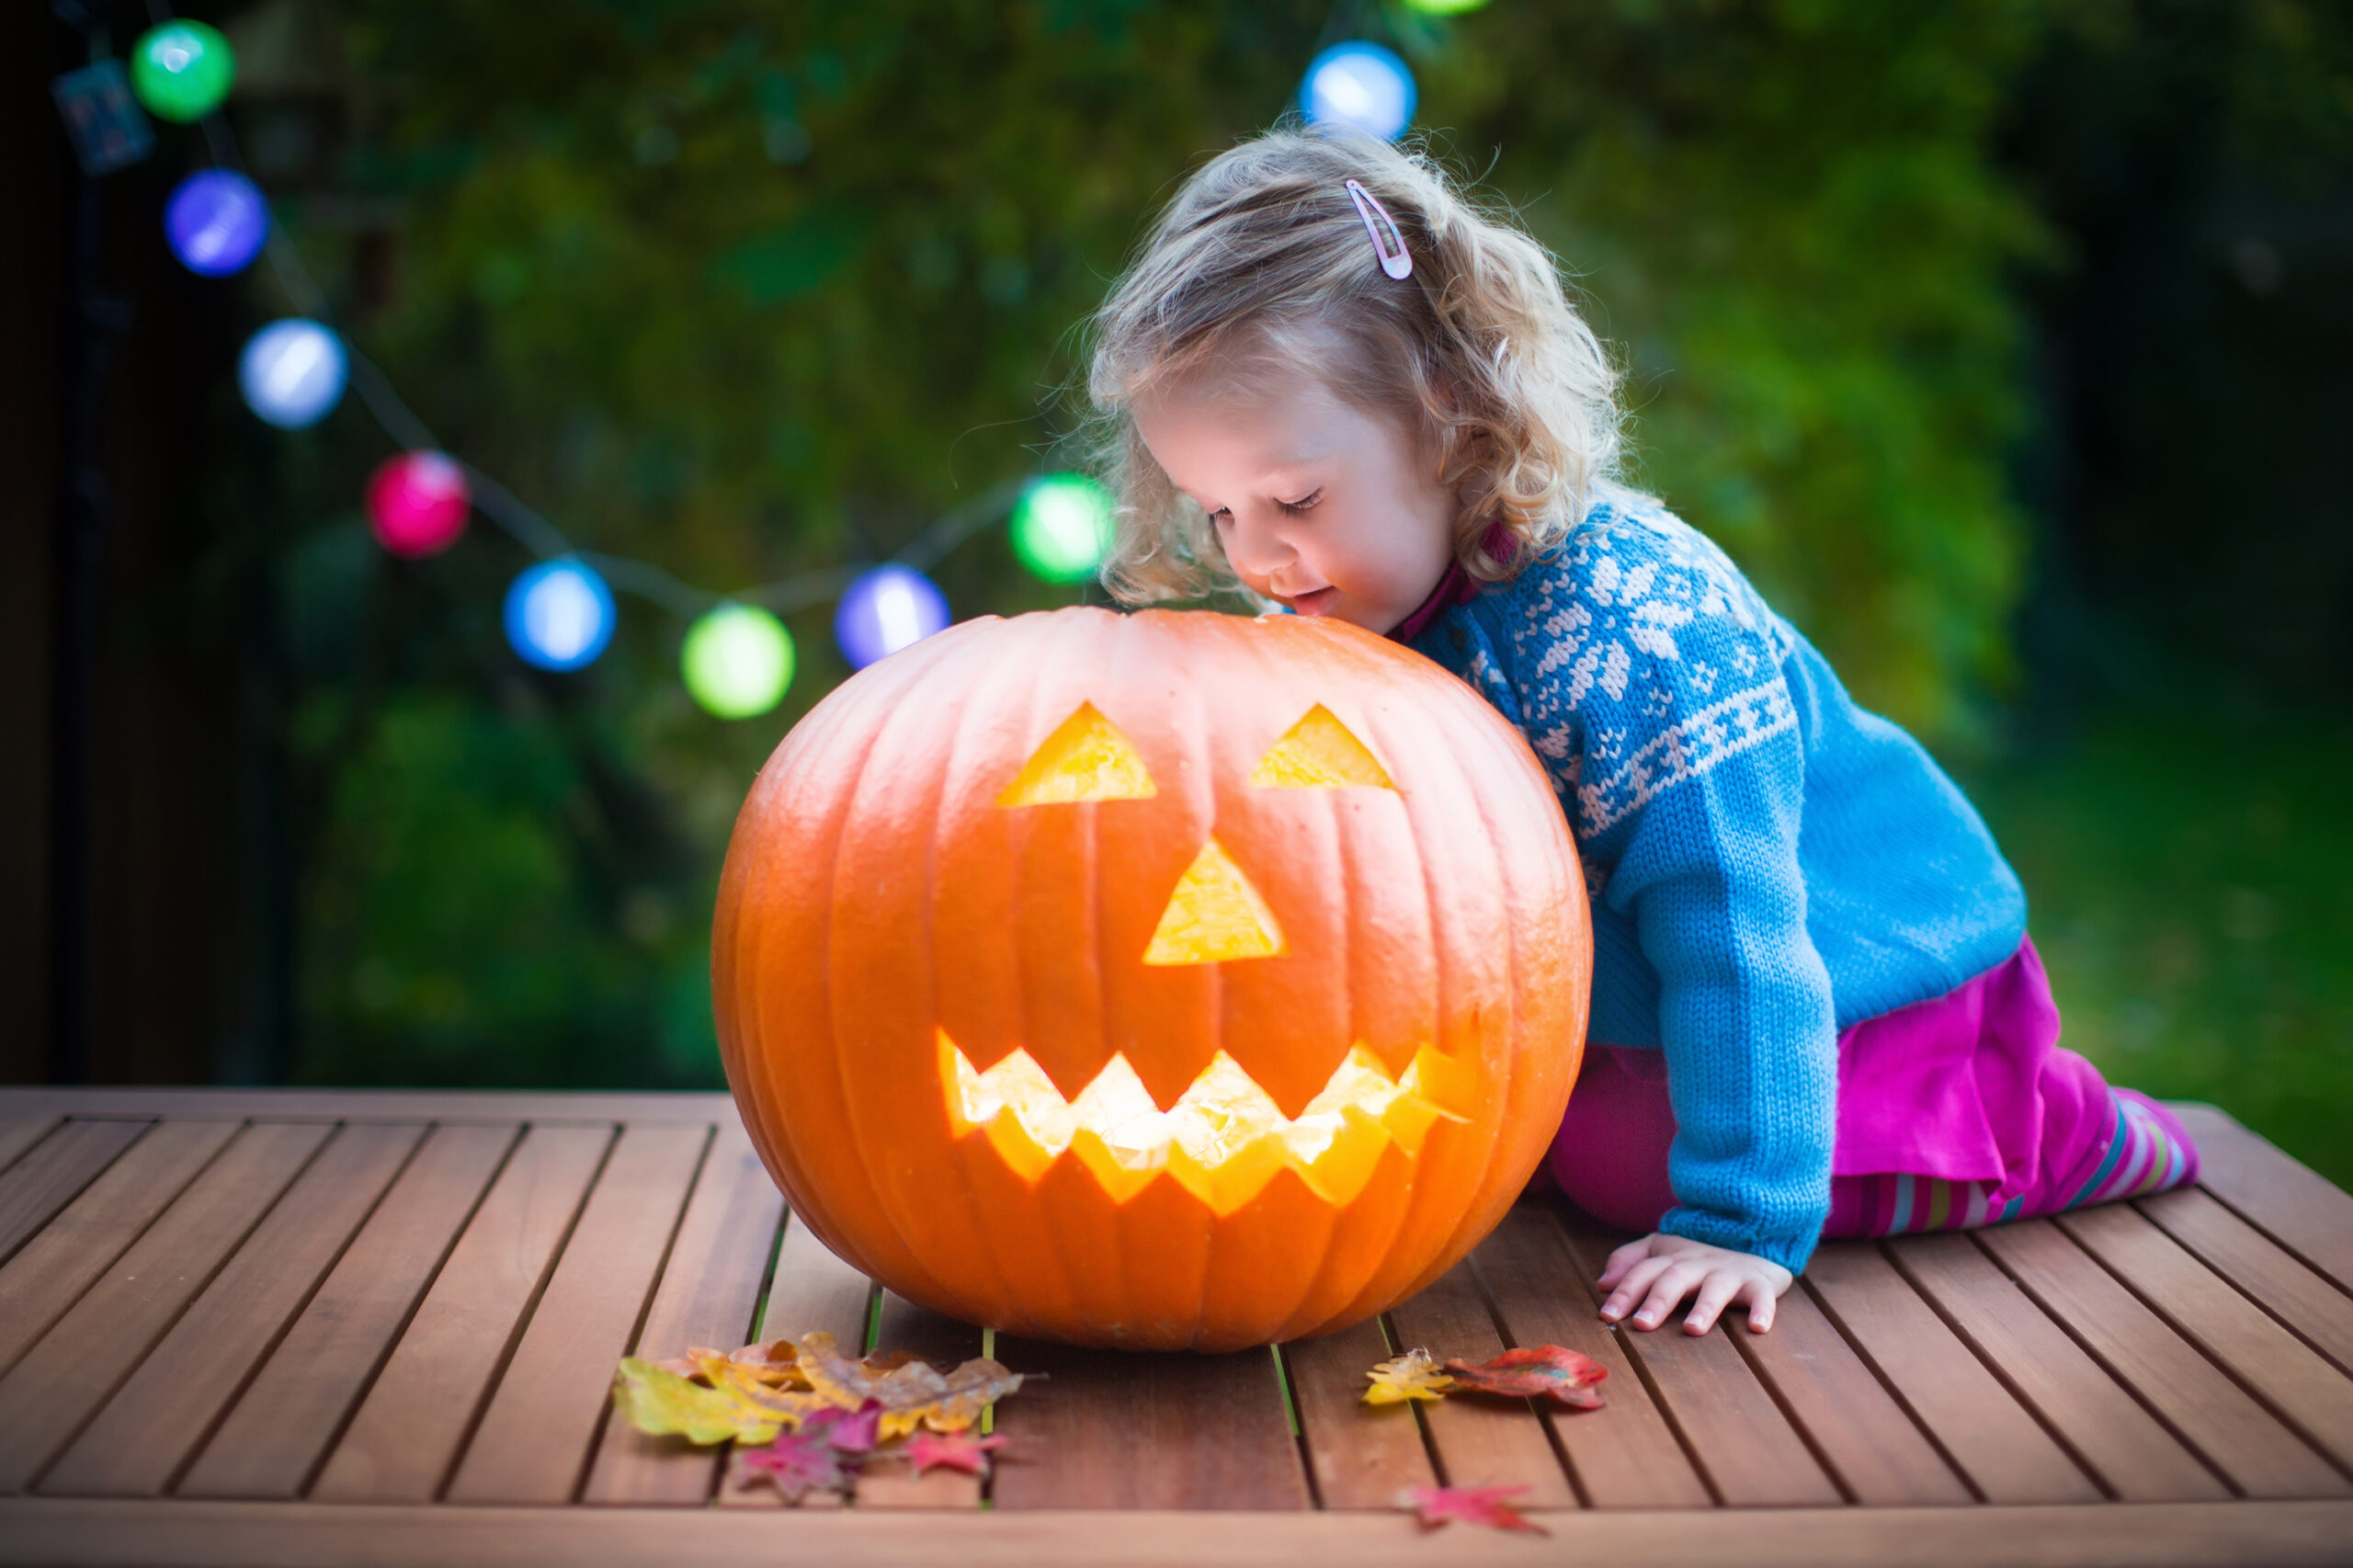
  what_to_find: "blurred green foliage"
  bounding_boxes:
[1969,722,2353,1189]
[247,0,2353,1184]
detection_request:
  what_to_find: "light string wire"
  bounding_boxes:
[166,4,1040,623]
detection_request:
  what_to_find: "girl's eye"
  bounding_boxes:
[1206,493,1318,523]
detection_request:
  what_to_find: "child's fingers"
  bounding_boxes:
[1682,1270,1746,1335]
[1597,1255,1677,1323]
[1629,1259,1709,1330]
[1742,1277,1778,1334]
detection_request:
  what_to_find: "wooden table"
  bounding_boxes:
[0,1089,2347,1566]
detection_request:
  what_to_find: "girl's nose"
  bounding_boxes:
[1220,506,1294,585]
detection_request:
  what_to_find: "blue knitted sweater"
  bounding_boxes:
[1405,493,2027,1272]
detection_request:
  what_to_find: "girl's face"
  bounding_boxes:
[1134,363,1457,636]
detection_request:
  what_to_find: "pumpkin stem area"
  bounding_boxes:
[938,1030,1472,1217]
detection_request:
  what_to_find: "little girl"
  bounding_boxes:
[1085,129,2198,1336]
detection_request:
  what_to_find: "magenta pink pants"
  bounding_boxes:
[1546,939,2199,1239]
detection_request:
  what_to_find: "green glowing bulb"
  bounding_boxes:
[682,603,794,719]
[1010,474,1114,584]
[1400,0,1489,13]
[131,22,236,123]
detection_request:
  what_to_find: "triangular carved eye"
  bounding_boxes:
[1143,839,1286,965]
[996,703,1158,807]
[1250,705,1393,790]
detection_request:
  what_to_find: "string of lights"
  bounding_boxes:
[62,4,1454,716]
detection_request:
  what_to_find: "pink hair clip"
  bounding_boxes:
[1345,178,1413,281]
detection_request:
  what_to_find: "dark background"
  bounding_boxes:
[7,0,2350,1183]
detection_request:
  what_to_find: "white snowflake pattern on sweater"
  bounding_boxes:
[1444,496,1800,839]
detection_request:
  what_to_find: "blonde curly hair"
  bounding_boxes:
[1087,128,1624,605]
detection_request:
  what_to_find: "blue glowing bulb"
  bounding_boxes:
[835,564,949,670]
[238,319,347,430]
[1301,42,1417,142]
[165,170,267,277]
[505,559,617,672]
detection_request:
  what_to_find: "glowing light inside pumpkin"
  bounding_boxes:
[995,703,1157,806]
[940,1031,1472,1213]
[1250,705,1393,790]
[1142,839,1285,965]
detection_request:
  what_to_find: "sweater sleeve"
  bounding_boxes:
[1597,707,1837,1273]
[1472,513,1840,1273]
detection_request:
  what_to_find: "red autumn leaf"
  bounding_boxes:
[1397,1483,1545,1533]
[903,1430,1007,1478]
[737,1428,852,1503]
[1441,1345,1608,1410]
[804,1399,882,1456]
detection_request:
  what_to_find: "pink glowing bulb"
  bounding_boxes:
[366,451,472,558]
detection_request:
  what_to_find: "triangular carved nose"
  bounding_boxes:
[1142,838,1285,965]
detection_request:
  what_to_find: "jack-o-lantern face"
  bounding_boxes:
[717,608,1588,1351]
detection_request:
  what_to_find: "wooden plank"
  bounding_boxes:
[1889,1230,2226,1502]
[1279,1317,1438,1509]
[754,1214,875,1347]
[2174,1103,2353,1297]
[1805,1239,2101,1503]
[1981,1217,2349,1498]
[714,1215,872,1511]
[580,1124,785,1506]
[40,1124,426,1498]
[444,1123,710,1505]
[176,1123,519,1501]
[2140,1186,2353,1377]
[0,1119,149,1267]
[2058,1201,2353,1473]
[855,1292,985,1510]
[0,1087,736,1126]
[1385,1260,1576,1506]
[1730,1268,1972,1506]
[0,1119,240,1379]
[0,1119,60,1177]
[0,1122,331,1495]
[9,1497,2353,1568]
[307,1123,613,1504]
[990,1336,1312,1511]
[1554,1210,1842,1506]
[1470,1204,1709,1509]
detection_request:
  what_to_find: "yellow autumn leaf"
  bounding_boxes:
[1363,1347,1455,1406]
[611,1357,828,1445]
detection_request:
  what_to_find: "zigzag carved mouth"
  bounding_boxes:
[938,1030,1472,1217]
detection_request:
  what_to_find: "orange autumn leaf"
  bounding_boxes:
[1441,1346,1607,1410]
[1397,1483,1545,1534]
[654,1339,811,1391]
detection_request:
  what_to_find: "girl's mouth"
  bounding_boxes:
[1287,586,1340,617]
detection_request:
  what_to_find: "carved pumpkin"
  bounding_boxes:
[715,607,1589,1351]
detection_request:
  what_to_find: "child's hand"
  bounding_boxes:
[1596,1233,1792,1335]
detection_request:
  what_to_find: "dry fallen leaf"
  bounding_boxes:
[902,1430,1007,1478]
[1362,1347,1455,1407]
[1442,1346,1607,1410]
[653,1340,808,1390]
[1396,1483,1545,1534]
[610,1358,826,1446]
[805,1399,882,1456]
[738,1427,853,1503]
[795,1331,1024,1437]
